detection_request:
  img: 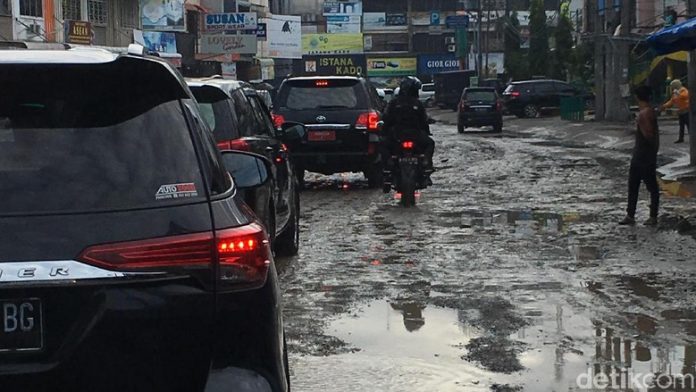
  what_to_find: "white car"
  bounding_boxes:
[419,83,435,107]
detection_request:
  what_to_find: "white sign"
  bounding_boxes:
[199,34,258,55]
[259,15,302,59]
[323,1,362,16]
[327,16,361,34]
[221,63,237,79]
[205,12,258,31]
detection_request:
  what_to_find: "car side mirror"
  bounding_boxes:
[221,151,271,190]
[277,122,306,141]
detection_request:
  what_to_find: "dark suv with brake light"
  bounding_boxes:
[458,87,503,133]
[0,48,288,392]
[272,76,385,188]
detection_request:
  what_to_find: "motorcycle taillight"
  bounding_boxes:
[402,141,414,150]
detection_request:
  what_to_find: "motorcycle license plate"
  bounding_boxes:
[400,157,419,164]
[0,298,43,353]
[308,131,336,142]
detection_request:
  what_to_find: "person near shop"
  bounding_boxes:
[660,79,690,144]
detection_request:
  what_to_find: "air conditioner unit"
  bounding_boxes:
[444,37,455,44]
[29,23,42,36]
[447,44,456,52]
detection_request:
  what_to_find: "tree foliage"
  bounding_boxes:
[552,2,574,80]
[528,0,549,77]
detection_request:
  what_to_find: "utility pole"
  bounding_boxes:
[689,0,696,165]
[594,0,606,120]
[485,0,490,76]
[477,0,483,77]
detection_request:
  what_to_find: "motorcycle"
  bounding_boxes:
[384,130,432,207]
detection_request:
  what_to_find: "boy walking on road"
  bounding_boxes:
[620,86,660,226]
[660,79,690,143]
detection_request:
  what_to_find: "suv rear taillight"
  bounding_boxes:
[272,113,285,129]
[510,91,521,98]
[496,101,503,111]
[459,100,470,111]
[78,223,271,290]
[356,111,380,132]
[218,139,251,152]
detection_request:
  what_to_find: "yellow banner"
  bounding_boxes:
[367,57,417,76]
[302,33,364,55]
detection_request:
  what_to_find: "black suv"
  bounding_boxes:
[0,48,288,391]
[188,78,301,256]
[458,87,503,133]
[272,76,385,188]
[503,79,588,118]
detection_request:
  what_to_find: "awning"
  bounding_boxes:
[647,17,696,55]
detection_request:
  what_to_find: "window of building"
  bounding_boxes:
[363,0,407,13]
[19,0,42,17]
[0,0,11,15]
[62,0,81,21]
[88,0,108,25]
[412,0,458,12]
[119,0,138,28]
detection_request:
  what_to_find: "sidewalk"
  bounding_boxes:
[428,108,695,183]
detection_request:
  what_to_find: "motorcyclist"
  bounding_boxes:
[381,77,435,188]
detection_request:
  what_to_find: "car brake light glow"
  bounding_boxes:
[77,223,271,289]
[272,113,285,129]
[315,80,329,87]
[217,139,251,152]
[402,141,414,149]
[356,111,380,131]
[511,91,521,97]
[216,224,271,287]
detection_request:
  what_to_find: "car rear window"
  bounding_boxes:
[0,60,206,216]
[191,85,241,141]
[277,79,365,110]
[465,90,496,101]
[422,84,435,92]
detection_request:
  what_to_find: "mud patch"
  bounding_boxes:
[464,336,526,373]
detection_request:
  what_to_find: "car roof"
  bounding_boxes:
[286,76,362,82]
[0,47,120,64]
[186,77,253,97]
[465,87,496,91]
[512,79,565,84]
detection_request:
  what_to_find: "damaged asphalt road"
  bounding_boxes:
[275,117,696,392]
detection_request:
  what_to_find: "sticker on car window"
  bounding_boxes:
[155,183,198,200]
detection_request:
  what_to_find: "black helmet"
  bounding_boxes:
[398,76,421,98]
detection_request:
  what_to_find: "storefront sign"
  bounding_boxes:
[64,20,92,45]
[256,23,267,40]
[363,12,407,31]
[299,55,366,76]
[205,12,257,31]
[323,1,362,16]
[417,54,461,75]
[260,15,302,59]
[141,0,186,31]
[302,33,363,55]
[199,34,258,54]
[367,57,417,77]
[134,30,178,54]
[326,16,361,34]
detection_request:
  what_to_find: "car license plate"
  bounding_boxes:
[0,298,42,353]
[475,107,488,112]
[308,131,336,142]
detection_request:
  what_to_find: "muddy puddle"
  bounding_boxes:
[290,297,696,392]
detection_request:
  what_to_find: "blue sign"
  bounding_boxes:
[445,15,469,28]
[256,22,267,40]
[431,12,440,25]
[417,54,461,75]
